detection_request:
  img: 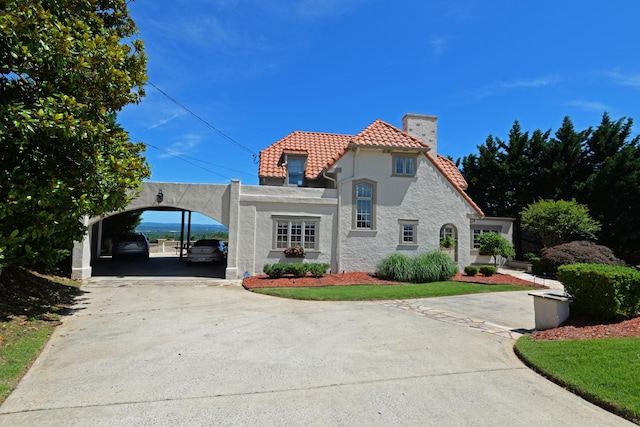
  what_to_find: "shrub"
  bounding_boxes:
[377,251,457,283]
[263,263,287,278]
[558,263,640,320]
[523,252,537,262]
[529,257,544,275]
[464,265,479,276]
[479,265,496,276]
[287,262,309,278]
[376,253,413,282]
[308,263,331,278]
[539,241,624,276]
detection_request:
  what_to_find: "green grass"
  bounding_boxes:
[251,281,536,300]
[0,321,55,403]
[515,335,640,423]
[0,266,81,404]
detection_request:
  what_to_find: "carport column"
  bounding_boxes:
[71,216,92,280]
[225,179,241,280]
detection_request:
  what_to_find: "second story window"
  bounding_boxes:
[393,155,416,176]
[287,157,305,186]
[353,180,376,230]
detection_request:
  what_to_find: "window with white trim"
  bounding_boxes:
[399,220,418,245]
[471,228,501,249]
[392,155,416,176]
[353,180,376,230]
[274,218,318,249]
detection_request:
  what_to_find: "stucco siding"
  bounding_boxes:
[236,186,338,276]
[334,150,476,273]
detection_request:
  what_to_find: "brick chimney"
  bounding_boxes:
[402,113,437,155]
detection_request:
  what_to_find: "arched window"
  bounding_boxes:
[353,179,376,230]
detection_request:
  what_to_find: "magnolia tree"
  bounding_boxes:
[0,1,150,270]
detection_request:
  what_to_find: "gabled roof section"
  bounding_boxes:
[352,119,429,150]
[434,155,468,190]
[258,131,352,179]
[427,153,483,215]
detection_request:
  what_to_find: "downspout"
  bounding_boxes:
[333,146,360,274]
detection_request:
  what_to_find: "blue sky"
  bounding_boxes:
[119,0,640,224]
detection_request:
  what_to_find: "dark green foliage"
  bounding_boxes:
[308,263,331,278]
[521,199,601,247]
[376,251,458,283]
[529,257,544,276]
[464,265,479,276]
[263,262,330,279]
[558,264,640,320]
[539,241,624,276]
[479,265,496,276]
[263,263,286,278]
[477,233,515,267]
[0,1,150,270]
[461,114,640,264]
[376,253,413,282]
[287,263,309,278]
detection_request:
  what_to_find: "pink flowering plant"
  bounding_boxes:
[284,245,305,257]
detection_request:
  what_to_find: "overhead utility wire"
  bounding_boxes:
[144,142,255,178]
[147,81,259,164]
[138,140,232,181]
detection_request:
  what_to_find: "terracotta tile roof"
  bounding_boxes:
[433,154,468,190]
[257,119,483,216]
[258,131,352,179]
[352,119,429,149]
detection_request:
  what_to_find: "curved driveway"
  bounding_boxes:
[0,277,632,426]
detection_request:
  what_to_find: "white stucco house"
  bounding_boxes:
[236,113,513,276]
[72,113,513,280]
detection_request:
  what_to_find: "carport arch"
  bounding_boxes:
[72,181,241,280]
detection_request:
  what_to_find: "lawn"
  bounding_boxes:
[0,267,80,404]
[250,281,537,300]
[515,335,640,424]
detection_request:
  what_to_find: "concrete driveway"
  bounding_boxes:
[0,277,632,426]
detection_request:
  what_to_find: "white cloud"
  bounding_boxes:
[460,76,561,103]
[498,77,561,89]
[159,134,203,158]
[428,37,448,57]
[565,99,611,112]
[606,70,640,87]
[147,111,188,130]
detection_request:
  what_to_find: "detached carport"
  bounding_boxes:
[71,180,242,280]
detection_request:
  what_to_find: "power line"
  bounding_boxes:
[144,142,255,179]
[147,81,259,164]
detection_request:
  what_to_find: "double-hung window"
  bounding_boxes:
[392,155,416,177]
[353,180,376,230]
[274,217,318,250]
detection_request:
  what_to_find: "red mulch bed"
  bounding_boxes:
[243,271,542,289]
[532,316,640,341]
[244,271,640,341]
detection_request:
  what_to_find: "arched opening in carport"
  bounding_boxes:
[91,208,229,279]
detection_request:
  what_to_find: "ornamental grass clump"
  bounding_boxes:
[376,251,458,283]
[376,253,413,282]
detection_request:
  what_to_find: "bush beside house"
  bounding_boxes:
[558,263,640,320]
[539,241,624,276]
[376,251,458,283]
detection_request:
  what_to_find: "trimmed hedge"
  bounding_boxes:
[557,263,640,320]
[376,251,458,283]
[479,265,496,276]
[263,262,331,279]
[464,265,479,276]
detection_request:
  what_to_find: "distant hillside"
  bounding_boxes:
[136,222,228,241]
